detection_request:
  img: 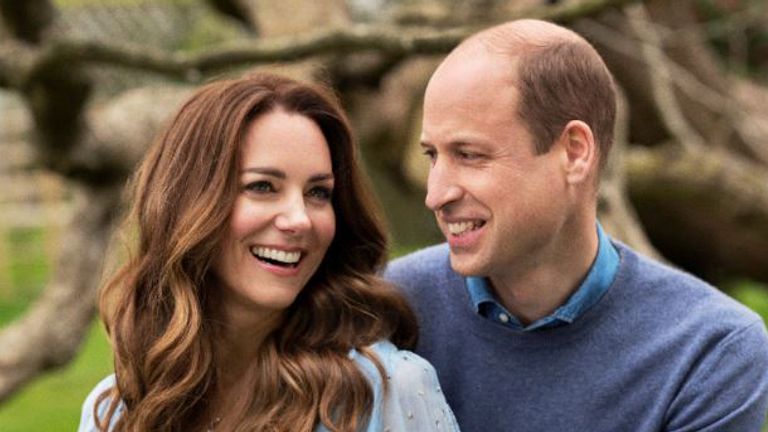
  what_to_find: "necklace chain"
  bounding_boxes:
[206,416,221,432]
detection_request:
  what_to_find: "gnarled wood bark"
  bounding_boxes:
[0,184,120,402]
[627,144,768,283]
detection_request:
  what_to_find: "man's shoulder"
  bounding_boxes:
[614,241,763,328]
[384,243,463,298]
[385,243,451,280]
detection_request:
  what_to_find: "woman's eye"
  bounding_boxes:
[244,180,275,193]
[307,186,333,201]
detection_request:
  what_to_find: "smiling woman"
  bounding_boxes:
[213,110,337,324]
[77,72,459,432]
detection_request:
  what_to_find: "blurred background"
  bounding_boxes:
[0,0,767,429]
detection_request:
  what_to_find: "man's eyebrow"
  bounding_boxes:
[420,140,483,149]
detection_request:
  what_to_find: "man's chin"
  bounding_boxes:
[449,253,485,277]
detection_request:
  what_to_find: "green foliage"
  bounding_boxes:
[0,228,50,326]
[0,226,113,429]
[53,0,251,56]
[0,322,112,431]
[726,280,768,320]
[175,8,248,53]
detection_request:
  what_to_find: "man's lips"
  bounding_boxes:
[442,219,486,249]
[446,220,486,236]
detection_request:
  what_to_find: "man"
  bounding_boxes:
[385,19,768,431]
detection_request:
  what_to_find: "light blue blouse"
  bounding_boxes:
[78,340,459,431]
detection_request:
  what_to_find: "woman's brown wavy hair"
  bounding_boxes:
[95,72,418,431]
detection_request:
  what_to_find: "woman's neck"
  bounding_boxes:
[216,308,281,383]
[203,305,283,429]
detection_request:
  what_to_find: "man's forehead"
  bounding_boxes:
[421,39,526,144]
[426,49,518,97]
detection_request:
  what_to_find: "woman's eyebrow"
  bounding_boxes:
[309,173,334,183]
[241,167,285,178]
[242,168,333,183]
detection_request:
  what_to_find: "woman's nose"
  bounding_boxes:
[274,195,312,233]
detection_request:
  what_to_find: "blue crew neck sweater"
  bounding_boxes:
[385,241,768,432]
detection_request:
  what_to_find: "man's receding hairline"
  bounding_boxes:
[458,19,589,58]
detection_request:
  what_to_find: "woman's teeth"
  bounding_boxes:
[250,247,301,265]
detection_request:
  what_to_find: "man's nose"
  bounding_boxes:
[274,194,312,233]
[425,159,462,212]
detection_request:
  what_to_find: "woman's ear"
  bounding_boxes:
[559,120,597,185]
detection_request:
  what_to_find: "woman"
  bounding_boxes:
[79,72,459,431]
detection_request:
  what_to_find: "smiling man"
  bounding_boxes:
[385,19,768,432]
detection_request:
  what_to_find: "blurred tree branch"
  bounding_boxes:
[0,0,767,405]
[625,3,705,152]
[627,144,768,281]
[205,0,259,32]
[597,85,661,260]
[0,0,637,90]
[0,0,55,43]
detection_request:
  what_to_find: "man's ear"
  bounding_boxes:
[559,120,597,185]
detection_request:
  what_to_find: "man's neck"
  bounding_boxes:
[489,221,599,326]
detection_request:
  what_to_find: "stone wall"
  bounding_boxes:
[0,1,221,230]
[0,91,71,229]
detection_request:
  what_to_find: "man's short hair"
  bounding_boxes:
[471,21,617,169]
[516,40,617,169]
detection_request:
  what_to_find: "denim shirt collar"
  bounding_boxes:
[466,222,619,331]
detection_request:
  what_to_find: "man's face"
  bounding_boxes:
[421,49,571,282]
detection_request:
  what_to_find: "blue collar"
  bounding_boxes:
[466,222,620,331]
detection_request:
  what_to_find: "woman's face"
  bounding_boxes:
[213,108,336,325]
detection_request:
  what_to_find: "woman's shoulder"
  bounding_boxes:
[79,374,122,432]
[363,341,442,387]
[349,340,437,384]
[349,340,460,431]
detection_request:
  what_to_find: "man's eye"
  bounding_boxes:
[422,149,437,162]
[458,151,479,160]
[307,186,333,201]
[244,181,275,193]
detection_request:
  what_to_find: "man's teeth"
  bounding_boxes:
[447,221,482,236]
[250,247,301,264]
